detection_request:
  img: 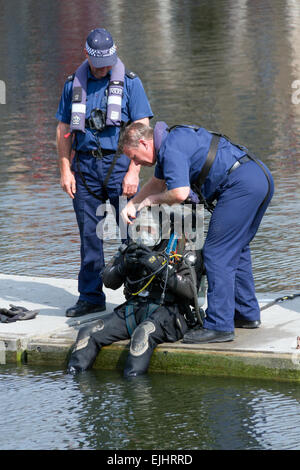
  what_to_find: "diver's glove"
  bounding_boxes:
[136,246,166,274]
[0,304,39,323]
[123,242,139,272]
[102,249,127,290]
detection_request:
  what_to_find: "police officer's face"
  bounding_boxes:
[89,63,112,79]
[124,139,156,167]
[85,51,112,79]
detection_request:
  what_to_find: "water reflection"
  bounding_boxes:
[0,0,299,288]
[1,365,300,450]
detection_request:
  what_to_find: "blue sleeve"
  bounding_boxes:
[55,80,73,123]
[127,76,153,122]
[156,132,191,190]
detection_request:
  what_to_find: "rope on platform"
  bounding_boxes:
[260,293,300,311]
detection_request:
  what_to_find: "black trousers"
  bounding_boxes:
[67,302,188,377]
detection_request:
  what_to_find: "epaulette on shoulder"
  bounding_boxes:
[67,73,75,81]
[125,69,137,79]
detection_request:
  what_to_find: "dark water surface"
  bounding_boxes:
[0,0,300,451]
[1,365,300,450]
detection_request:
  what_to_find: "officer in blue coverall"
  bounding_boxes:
[118,121,274,343]
[56,28,153,317]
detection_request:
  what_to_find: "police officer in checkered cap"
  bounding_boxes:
[56,28,153,317]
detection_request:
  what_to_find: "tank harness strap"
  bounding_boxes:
[205,133,272,208]
[167,125,220,213]
[194,133,221,189]
[125,301,160,336]
[191,133,220,214]
[166,125,219,187]
[167,125,271,212]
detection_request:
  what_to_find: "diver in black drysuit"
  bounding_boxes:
[67,229,204,377]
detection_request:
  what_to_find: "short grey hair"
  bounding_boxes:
[118,122,154,154]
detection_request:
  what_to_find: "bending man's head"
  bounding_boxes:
[118,122,156,166]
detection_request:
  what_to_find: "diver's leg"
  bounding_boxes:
[124,305,187,377]
[67,310,129,373]
[123,320,160,377]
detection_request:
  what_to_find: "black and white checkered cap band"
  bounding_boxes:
[85,41,116,58]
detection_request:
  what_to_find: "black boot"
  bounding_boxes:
[234,319,261,329]
[182,327,234,344]
[66,300,106,317]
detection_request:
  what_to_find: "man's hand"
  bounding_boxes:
[56,122,75,198]
[60,168,76,199]
[121,200,138,224]
[122,170,139,198]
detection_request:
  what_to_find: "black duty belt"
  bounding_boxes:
[78,148,115,158]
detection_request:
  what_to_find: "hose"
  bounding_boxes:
[260,293,300,311]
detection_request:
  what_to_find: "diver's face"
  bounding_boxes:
[135,225,159,247]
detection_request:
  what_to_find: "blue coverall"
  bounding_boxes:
[56,67,153,306]
[154,122,274,332]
